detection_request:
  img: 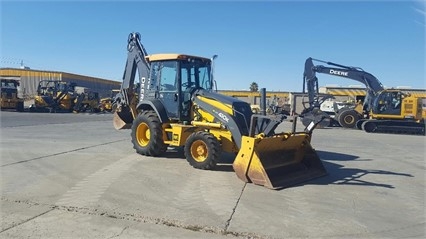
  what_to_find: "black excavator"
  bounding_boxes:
[302,57,425,135]
[112,32,328,190]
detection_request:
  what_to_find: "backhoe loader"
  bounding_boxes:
[30,80,77,113]
[113,32,327,189]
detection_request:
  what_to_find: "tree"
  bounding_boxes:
[249,82,258,92]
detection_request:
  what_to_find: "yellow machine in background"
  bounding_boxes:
[99,97,113,112]
[356,90,425,134]
[73,88,101,113]
[30,80,77,113]
[0,78,24,111]
[99,89,120,112]
[112,33,327,189]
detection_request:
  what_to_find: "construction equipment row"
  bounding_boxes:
[1,78,118,113]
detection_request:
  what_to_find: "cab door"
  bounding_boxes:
[153,61,179,119]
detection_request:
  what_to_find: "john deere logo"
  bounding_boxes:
[330,69,348,76]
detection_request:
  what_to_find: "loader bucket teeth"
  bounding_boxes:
[113,109,133,130]
[233,134,327,190]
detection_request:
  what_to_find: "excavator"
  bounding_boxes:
[112,32,327,190]
[302,57,425,135]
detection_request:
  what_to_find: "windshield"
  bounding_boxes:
[180,58,212,90]
[1,81,18,89]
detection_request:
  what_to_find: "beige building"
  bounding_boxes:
[0,68,121,99]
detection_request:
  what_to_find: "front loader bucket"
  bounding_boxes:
[233,133,327,190]
[113,107,134,130]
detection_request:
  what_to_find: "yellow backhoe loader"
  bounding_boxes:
[30,80,77,113]
[113,33,327,189]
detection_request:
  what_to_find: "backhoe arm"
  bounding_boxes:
[113,32,151,129]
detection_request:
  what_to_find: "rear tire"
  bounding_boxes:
[338,109,359,128]
[184,131,221,170]
[131,110,167,156]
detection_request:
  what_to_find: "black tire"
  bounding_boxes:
[338,109,359,128]
[16,102,24,112]
[131,110,167,156]
[184,131,221,170]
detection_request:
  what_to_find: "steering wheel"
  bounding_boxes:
[182,82,193,88]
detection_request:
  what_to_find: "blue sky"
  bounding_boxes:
[1,0,425,92]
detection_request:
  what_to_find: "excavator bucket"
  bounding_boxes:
[113,106,134,130]
[233,133,327,190]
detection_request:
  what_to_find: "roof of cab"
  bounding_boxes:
[146,53,210,62]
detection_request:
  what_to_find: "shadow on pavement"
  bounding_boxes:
[295,150,413,189]
[163,148,413,190]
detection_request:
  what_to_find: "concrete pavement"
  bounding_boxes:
[1,111,425,238]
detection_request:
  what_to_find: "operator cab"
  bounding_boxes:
[372,91,404,115]
[147,54,213,122]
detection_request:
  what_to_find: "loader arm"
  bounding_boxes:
[191,89,283,150]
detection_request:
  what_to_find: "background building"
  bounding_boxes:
[0,68,121,99]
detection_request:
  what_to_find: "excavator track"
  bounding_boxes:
[361,120,425,136]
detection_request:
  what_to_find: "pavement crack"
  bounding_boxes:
[107,226,129,239]
[2,196,266,238]
[0,139,127,167]
[224,183,246,233]
[0,208,55,233]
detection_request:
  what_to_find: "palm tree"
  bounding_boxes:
[249,82,259,92]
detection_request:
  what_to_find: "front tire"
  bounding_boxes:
[338,109,360,128]
[184,131,221,170]
[131,110,167,156]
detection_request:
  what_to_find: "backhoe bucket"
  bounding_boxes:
[113,106,134,130]
[233,133,327,190]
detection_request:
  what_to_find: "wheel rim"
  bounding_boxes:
[136,122,150,147]
[191,140,208,162]
[344,115,355,124]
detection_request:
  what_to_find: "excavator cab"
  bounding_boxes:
[113,32,327,190]
[373,90,402,115]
